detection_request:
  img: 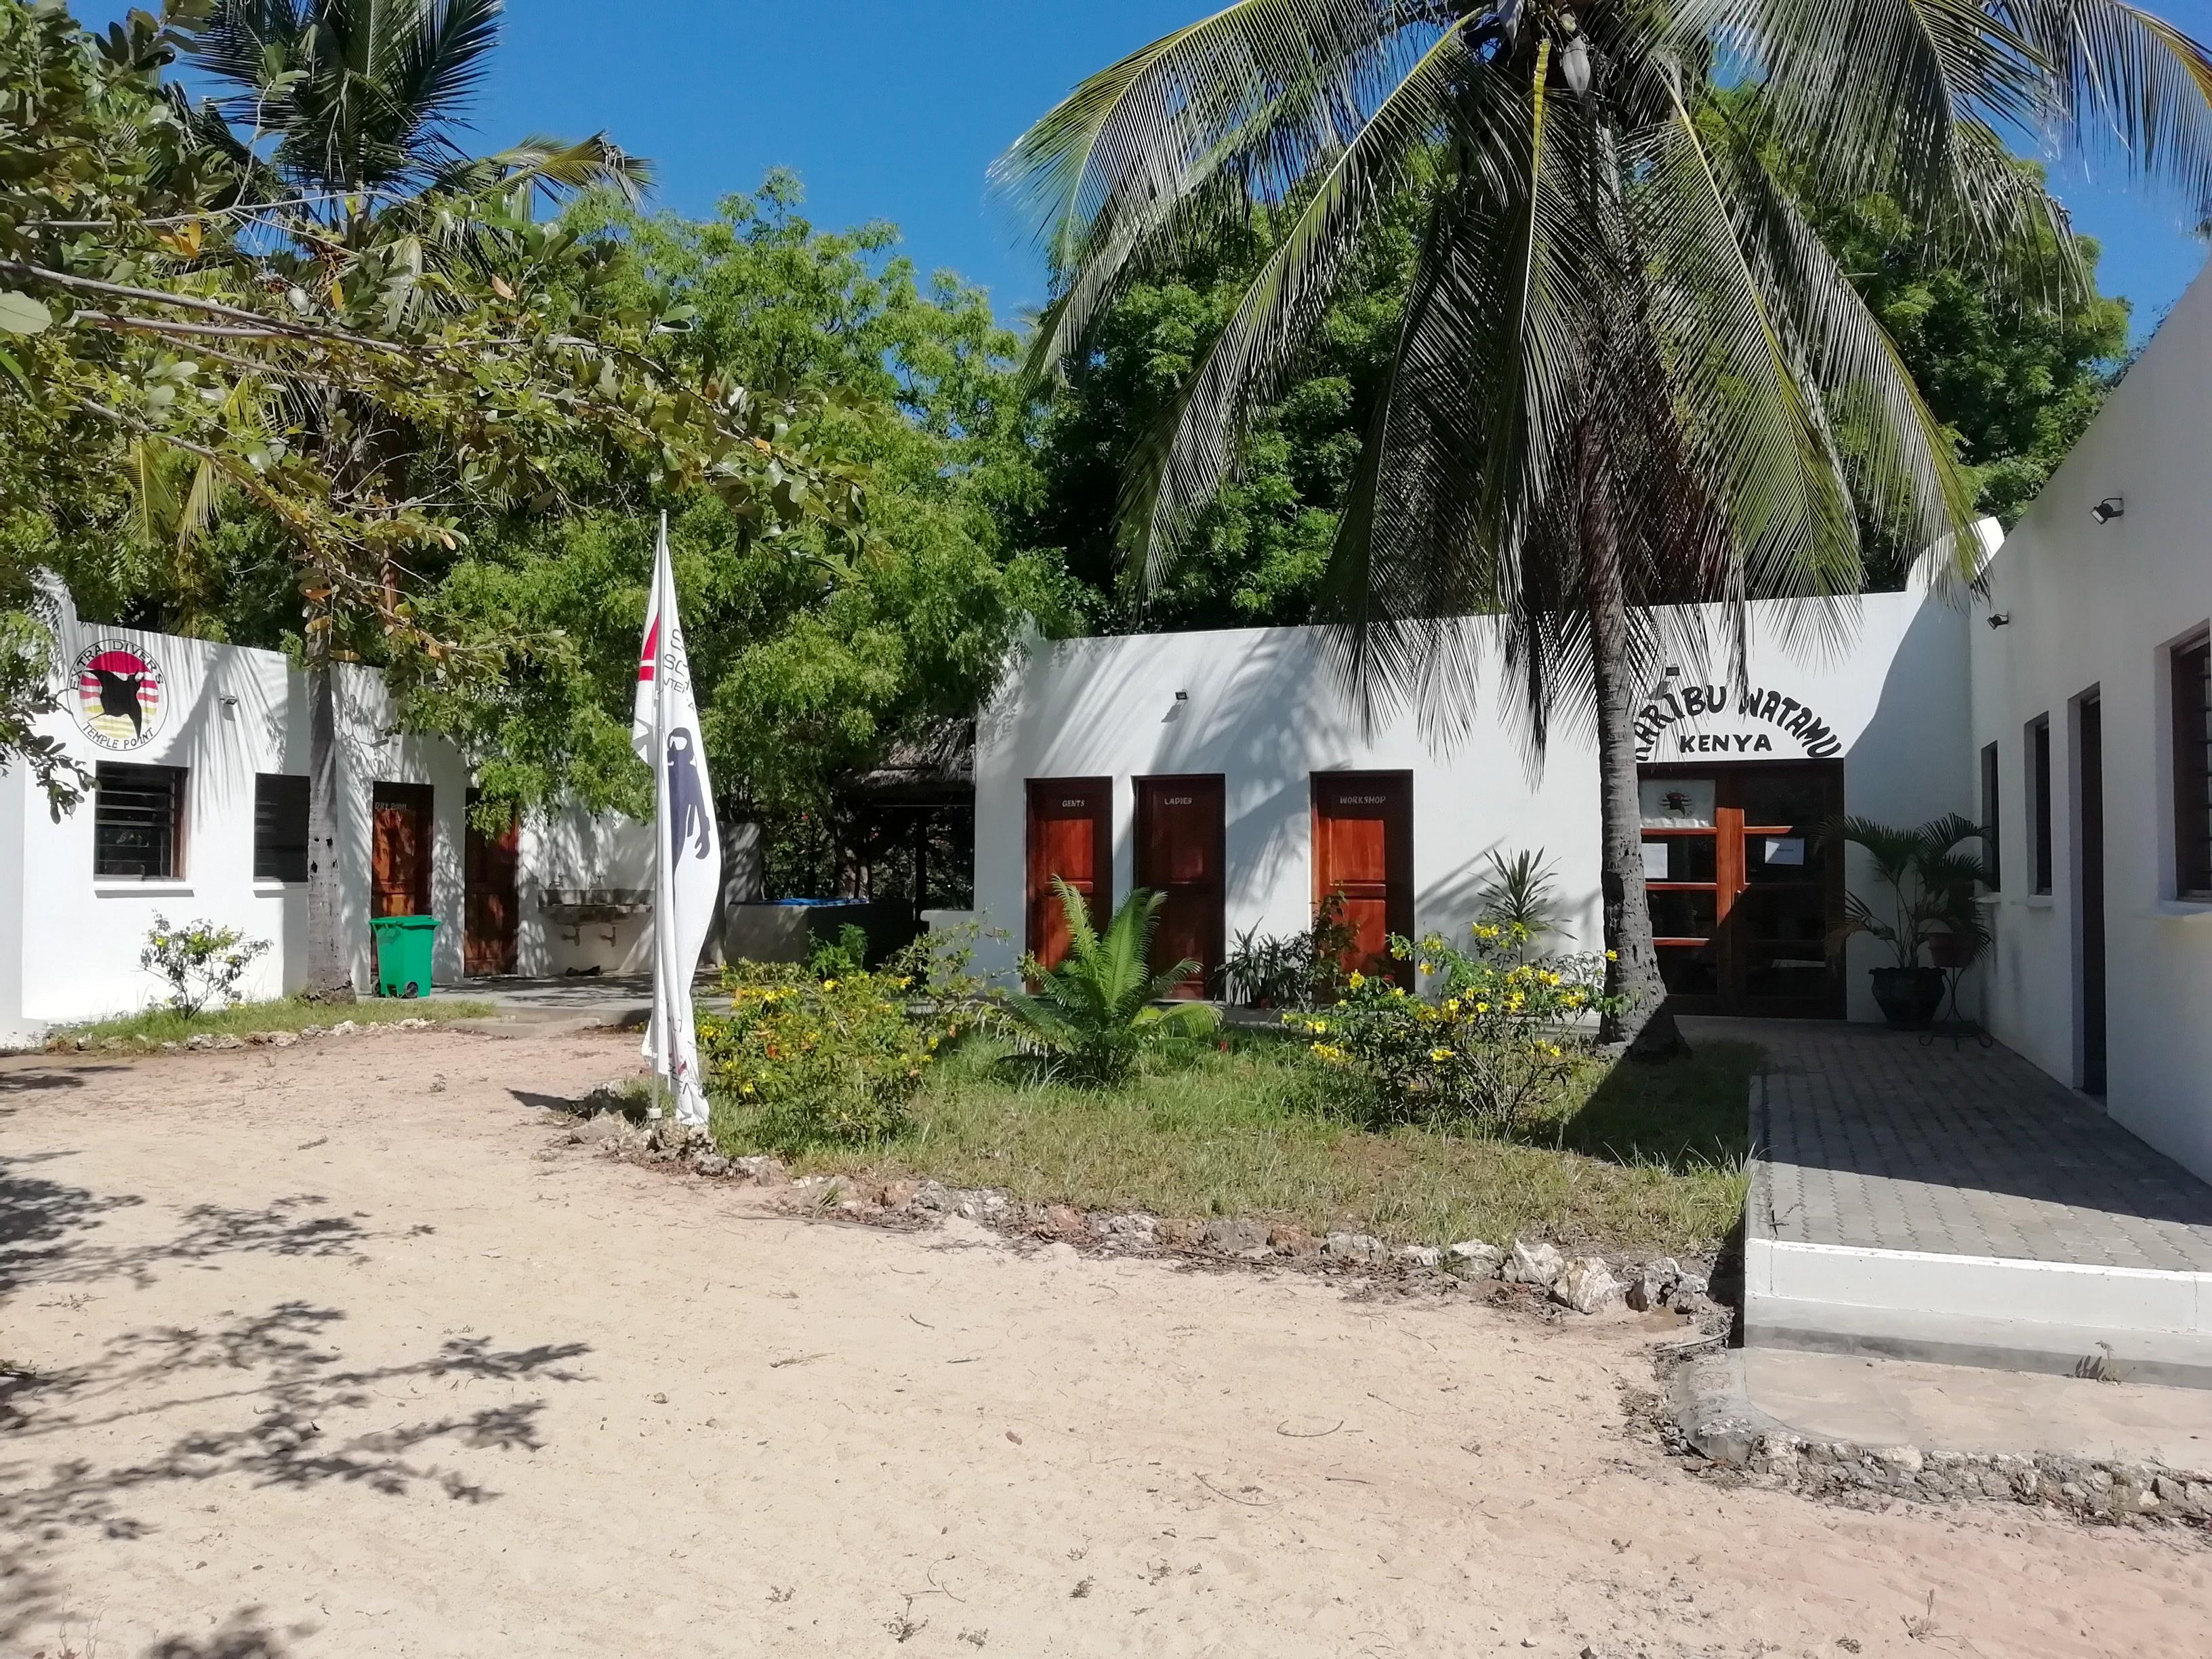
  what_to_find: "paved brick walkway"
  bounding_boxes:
[1690,1019,2212,1273]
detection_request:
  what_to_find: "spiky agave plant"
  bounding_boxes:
[996,880,1223,1084]
[994,0,2212,1059]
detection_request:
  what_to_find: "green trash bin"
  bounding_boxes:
[370,914,439,998]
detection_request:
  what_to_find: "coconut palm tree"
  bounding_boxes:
[994,0,2212,1056]
[180,0,647,997]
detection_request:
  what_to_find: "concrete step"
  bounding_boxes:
[1746,1292,2212,1389]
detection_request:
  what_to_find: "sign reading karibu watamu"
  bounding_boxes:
[72,640,166,752]
[1633,681,1843,761]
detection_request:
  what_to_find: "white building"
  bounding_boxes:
[1970,266,2212,1182]
[973,263,2212,1187]
[0,593,652,1043]
[975,570,1980,1026]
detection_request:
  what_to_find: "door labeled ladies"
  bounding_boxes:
[1025,777,1111,970]
[1312,771,1413,986]
[371,783,434,918]
[1640,762,1844,1017]
[1135,775,1225,997]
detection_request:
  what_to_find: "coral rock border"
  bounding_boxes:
[564,1099,1715,1316]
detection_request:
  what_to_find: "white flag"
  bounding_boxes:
[633,514,720,1126]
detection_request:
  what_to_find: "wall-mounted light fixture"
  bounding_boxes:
[1174,690,1189,702]
[1987,613,2013,630]
[2091,496,2125,525]
[218,694,239,708]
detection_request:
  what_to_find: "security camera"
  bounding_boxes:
[1987,613,2012,630]
[2091,496,2125,524]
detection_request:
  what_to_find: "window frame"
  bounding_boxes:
[2029,714,2053,896]
[253,772,311,885]
[2173,630,2212,901]
[1980,741,2002,893]
[93,762,188,881]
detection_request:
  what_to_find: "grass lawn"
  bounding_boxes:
[720,1031,1759,1258]
[49,995,498,1048]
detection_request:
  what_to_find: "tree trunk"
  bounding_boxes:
[302,645,355,1001]
[1582,423,1685,1060]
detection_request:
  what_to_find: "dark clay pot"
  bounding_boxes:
[1869,966,1947,1031]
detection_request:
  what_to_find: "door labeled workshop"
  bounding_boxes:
[1025,777,1112,970]
[1312,771,1413,987]
[1135,775,1225,998]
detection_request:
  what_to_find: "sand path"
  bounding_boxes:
[2,1026,2205,1657]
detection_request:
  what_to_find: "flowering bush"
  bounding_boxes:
[1289,924,1624,1131]
[696,929,983,1149]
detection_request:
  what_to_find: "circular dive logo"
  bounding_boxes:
[73,640,165,751]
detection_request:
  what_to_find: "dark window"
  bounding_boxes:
[1980,741,2001,891]
[2176,634,2212,899]
[94,763,185,879]
[254,773,310,884]
[2030,716,2053,895]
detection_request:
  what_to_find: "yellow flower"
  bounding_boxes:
[821,979,839,992]
[1475,1002,1490,1015]
[1429,1047,1454,1062]
[1605,949,1618,962]
[1310,1020,1328,1036]
[740,1083,756,1096]
[1443,998,1461,1015]
[1347,970,1366,989]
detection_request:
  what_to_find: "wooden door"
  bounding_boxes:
[464,792,520,977]
[1025,778,1112,970]
[371,783,434,918]
[1135,775,1225,998]
[1641,762,1844,1018]
[1312,771,1413,987]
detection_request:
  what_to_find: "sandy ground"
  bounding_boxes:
[2,1026,2207,1659]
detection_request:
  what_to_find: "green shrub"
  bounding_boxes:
[994,880,1222,1085]
[1292,924,1623,1132]
[805,920,872,980]
[698,928,983,1151]
[142,914,270,1016]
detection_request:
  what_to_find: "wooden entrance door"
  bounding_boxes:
[1135,775,1225,998]
[464,792,520,977]
[1641,762,1844,1018]
[1312,771,1414,987]
[1025,778,1112,970]
[371,783,434,918]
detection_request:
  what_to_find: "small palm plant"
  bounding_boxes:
[1825,815,1995,970]
[996,880,1223,1084]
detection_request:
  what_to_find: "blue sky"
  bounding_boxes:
[92,0,2212,339]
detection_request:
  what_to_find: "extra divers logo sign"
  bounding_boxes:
[73,640,166,751]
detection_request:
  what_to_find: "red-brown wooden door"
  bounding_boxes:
[1025,778,1112,970]
[464,792,520,977]
[1135,775,1225,998]
[371,783,434,918]
[1312,771,1414,987]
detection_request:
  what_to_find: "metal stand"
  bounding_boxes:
[1919,965,1994,1051]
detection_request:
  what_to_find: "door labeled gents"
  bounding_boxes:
[371,782,435,918]
[1640,762,1843,1018]
[1312,771,1414,986]
[1025,777,1112,970]
[1135,775,1225,998]
[464,790,520,977]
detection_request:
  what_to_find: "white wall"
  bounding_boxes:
[1971,262,2212,1179]
[2,611,650,1038]
[975,576,1975,1019]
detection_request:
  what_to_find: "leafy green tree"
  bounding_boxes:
[1,1,848,992]
[413,177,1066,884]
[997,0,2212,1055]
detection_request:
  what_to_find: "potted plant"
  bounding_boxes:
[1822,815,1994,1031]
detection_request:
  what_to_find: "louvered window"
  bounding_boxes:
[254,773,310,883]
